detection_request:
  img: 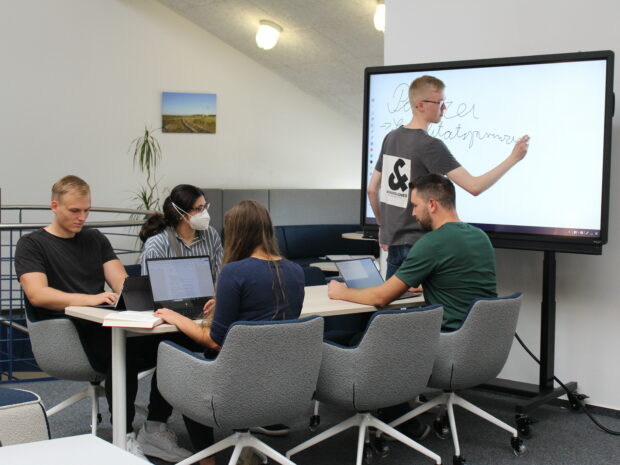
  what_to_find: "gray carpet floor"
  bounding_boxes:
[10,376,620,465]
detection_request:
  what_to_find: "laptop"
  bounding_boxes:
[335,258,421,300]
[96,275,153,310]
[146,255,215,319]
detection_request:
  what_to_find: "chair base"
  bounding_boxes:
[46,382,104,435]
[389,392,518,458]
[287,412,441,465]
[177,430,292,465]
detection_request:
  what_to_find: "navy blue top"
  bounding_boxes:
[209,257,305,347]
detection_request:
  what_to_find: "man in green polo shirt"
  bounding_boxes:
[328,173,497,331]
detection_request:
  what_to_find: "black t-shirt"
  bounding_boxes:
[14,228,117,318]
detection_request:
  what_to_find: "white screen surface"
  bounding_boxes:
[147,256,214,301]
[365,59,608,237]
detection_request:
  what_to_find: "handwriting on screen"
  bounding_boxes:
[381,82,519,149]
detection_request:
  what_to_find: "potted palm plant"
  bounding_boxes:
[129,126,162,212]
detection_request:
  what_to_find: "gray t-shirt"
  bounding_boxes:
[375,127,460,245]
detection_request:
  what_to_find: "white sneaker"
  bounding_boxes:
[125,432,148,460]
[137,421,193,462]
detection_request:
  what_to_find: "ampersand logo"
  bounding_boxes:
[388,158,409,191]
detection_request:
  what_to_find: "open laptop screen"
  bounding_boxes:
[146,255,214,302]
[336,258,383,289]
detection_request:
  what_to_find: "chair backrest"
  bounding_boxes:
[428,293,522,391]
[24,303,104,381]
[157,316,324,430]
[316,305,443,411]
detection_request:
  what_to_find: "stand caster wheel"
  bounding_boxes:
[568,392,585,411]
[433,417,450,439]
[453,455,466,465]
[309,414,320,431]
[515,414,533,439]
[511,436,526,456]
[373,435,389,458]
[363,443,374,464]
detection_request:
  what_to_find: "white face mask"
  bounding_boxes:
[172,202,211,231]
[188,209,211,231]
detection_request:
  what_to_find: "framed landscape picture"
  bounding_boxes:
[162,92,217,133]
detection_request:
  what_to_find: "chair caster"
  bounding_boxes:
[433,416,450,439]
[363,443,375,464]
[309,414,320,431]
[453,454,466,465]
[372,435,389,458]
[515,414,533,439]
[511,436,526,456]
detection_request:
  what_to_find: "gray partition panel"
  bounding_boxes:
[201,189,223,232]
[222,190,270,214]
[269,189,361,226]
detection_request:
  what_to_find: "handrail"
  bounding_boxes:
[0,205,156,230]
[0,221,148,230]
[1,205,155,215]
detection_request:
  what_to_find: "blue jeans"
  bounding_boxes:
[386,244,412,279]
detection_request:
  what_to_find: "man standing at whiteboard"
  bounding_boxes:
[368,75,530,277]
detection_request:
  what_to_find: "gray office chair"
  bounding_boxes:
[388,293,525,465]
[25,305,154,434]
[157,316,324,465]
[286,306,444,465]
[25,305,106,435]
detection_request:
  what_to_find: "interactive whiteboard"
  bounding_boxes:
[361,51,614,254]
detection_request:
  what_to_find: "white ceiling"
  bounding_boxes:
[157,0,384,120]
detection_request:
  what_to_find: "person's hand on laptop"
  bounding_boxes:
[327,280,348,300]
[88,291,119,307]
[203,299,215,315]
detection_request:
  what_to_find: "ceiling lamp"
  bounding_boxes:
[256,20,283,50]
[374,0,385,32]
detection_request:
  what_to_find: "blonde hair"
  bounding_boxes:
[51,175,90,201]
[408,75,445,108]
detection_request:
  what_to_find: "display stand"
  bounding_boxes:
[482,251,578,414]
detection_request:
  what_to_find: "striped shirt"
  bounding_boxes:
[140,226,223,281]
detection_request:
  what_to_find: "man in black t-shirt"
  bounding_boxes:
[14,175,160,458]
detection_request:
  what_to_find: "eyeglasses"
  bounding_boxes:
[421,99,445,107]
[190,203,210,213]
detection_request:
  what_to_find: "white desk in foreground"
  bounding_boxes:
[66,286,424,448]
[0,434,147,465]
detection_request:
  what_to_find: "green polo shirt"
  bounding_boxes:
[395,222,497,330]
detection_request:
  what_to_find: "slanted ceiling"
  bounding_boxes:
[157,0,384,120]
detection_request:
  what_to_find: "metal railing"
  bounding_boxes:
[0,205,152,382]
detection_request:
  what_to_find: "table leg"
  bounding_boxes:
[111,327,127,448]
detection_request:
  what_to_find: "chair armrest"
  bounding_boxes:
[315,341,356,408]
[156,341,218,427]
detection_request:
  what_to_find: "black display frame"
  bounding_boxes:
[360,50,615,255]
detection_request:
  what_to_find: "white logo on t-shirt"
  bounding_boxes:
[381,154,410,208]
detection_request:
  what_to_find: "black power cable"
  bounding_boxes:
[514,332,620,435]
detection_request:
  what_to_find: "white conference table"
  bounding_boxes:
[66,285,424,448]
[0,434,147,464]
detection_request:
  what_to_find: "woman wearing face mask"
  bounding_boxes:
[134,184,224,462]
[139,184,223,280]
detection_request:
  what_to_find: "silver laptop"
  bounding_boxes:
[335,258,420,300]
[146,255,215,318]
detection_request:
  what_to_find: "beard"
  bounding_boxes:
[417,216,433,232]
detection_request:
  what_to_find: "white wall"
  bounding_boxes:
[0,0,361,210]
[387,0,620,409]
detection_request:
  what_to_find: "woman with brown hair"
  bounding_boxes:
[155,200,305,465]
